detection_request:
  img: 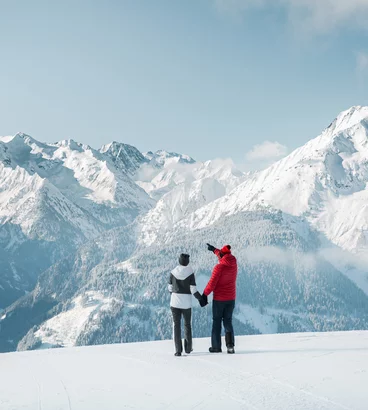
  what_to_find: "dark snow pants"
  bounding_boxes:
[211,300,235,349]
[171,307,192,354]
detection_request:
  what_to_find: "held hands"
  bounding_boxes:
[199,293,208,307]
[206,243,216,252]
[194,291,208,307]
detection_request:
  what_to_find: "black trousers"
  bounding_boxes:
[212,300,235,349]
[171,307,192,354]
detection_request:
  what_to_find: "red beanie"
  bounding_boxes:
[221,245,231,254]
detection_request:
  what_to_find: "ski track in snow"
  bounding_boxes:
[35,376,42,410]
[60,379,72,410]
[25,354,43,410]
[0,331,367,410]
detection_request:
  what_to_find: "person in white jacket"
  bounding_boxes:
[168,253,206,356]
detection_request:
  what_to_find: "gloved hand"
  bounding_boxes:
[194,291,208,307]
[200,293,208,307]
[193,291,202,304]
[207,243,216,252]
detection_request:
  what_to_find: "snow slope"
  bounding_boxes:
[0,133,153,307]
[139,178,227,245]
[136,157,245,200]
[143,149,195,167]
[0,331,367,410]
[99,141,148,175]
[179,106,368,254]
[9,209,368,352]
[33,291,117,348]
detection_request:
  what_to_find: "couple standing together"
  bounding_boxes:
[168,243,238,356]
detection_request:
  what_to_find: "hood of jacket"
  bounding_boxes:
[171,265,194,280]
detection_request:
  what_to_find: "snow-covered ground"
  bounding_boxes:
[0,331,367,410]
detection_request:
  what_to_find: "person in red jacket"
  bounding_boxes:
[203,243,237,354]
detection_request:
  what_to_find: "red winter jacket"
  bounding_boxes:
[203,249,237,301]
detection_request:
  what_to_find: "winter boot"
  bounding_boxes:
[174,352,182,357]
[184,339,193,354]
[209,347,222,353]
[225,332,235,354]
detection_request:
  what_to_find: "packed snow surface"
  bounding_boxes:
[0,331,367,409]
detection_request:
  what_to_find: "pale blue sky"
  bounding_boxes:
[1,0,368,163]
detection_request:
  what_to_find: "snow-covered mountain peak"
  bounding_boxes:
[55,138,90,153]
[99,141,147,174]
[194,158,246,192]
[139,176,226,244]
[3,132,34,150]
[0,133,156,308]
[135,155,245,202]
[290,106,368,160]
[100,141,138,153]
[143,149,195,168]
[0,132,36,144]
[169,107,368,253]
[0,132,153,225]
[254,106,368,178]
[12,132,34,142]
[328,105,368,136]
[1,132,57,166]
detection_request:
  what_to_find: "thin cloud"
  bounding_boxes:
[213,0,368,33]
[246,141,288,161]
[243,141,289,171]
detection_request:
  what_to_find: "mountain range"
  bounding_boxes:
[1,106,368,352]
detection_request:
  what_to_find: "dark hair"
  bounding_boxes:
[179,253,190,266]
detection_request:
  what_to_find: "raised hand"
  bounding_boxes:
[207,243,216,252]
